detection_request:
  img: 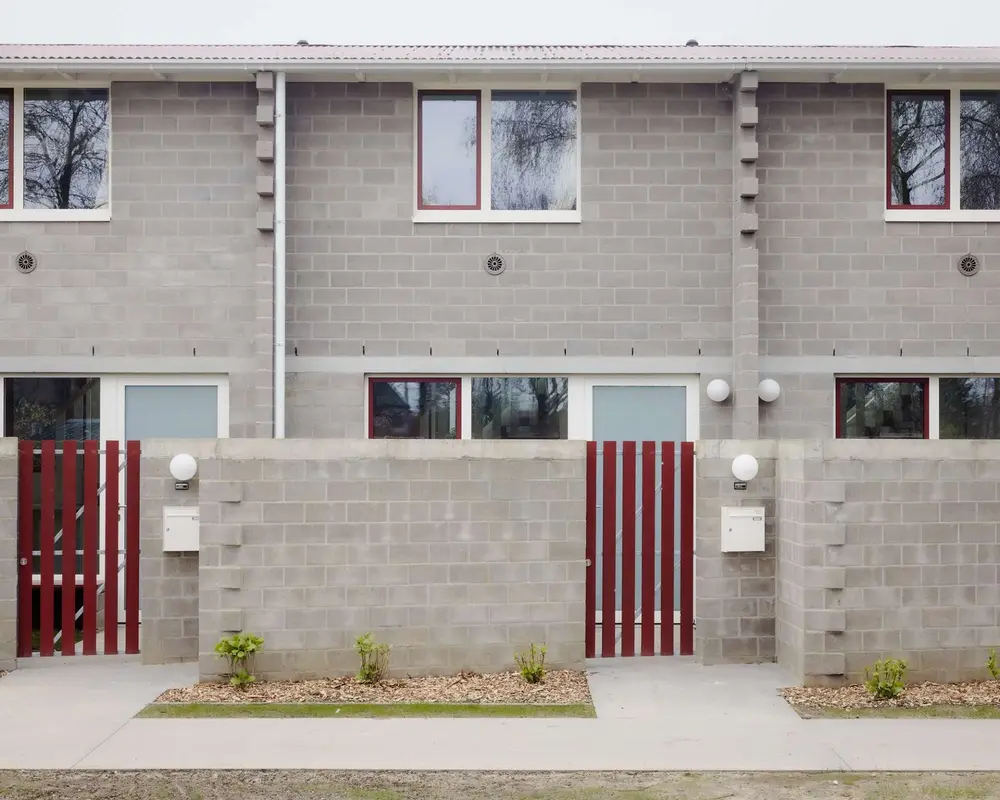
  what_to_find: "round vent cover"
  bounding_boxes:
[484,253,506,276]
[958,253,981,277]
[15,251,37,275]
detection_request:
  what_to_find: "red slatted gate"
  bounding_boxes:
[17,441,141,657]
[585,441,695,658]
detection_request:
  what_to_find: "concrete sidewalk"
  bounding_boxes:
[4,658,1000,771]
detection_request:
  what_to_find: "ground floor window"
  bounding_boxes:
[368,378,460,439]
[836,376,1000,440]
[471,377,568,439]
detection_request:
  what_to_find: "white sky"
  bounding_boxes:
[5,0,999,46]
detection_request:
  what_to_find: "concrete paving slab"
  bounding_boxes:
[0,659,196,769]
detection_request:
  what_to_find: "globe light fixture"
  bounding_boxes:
[731,454,760,483]
[706,379,731,403]
[758,378,781,403]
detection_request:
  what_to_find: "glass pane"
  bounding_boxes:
[889,93,947,207]
[491,90,577,211]
[0,91,10,206]
[125,385,219,439]
[960,92,1000,211]
[839,380,925,439]
[472,377,568,439]
[940,377,1000,439]
[23,88,110,210]
[3,378,101,576]
[370,380,458,439]
[419,93,478,208]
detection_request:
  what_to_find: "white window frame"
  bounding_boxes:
[1,82,113,222]
[884,84,1000,223]
[412,83,582,224]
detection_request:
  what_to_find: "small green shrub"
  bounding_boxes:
[864,657,907,700]
[988,648,999,681]
[214,632,264,690]
[356,632,390,684]
[515,643,547,684]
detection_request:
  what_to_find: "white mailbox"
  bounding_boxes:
[163,506,200,552]
[721,506,765,553]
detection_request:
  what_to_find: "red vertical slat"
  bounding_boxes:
[679,442,696,656]
[104,441,120,655]
[61,441,78,656]
[82,441,99,655]
[38,441,56,657]
[601,442,617,658]
[124,441,141,655]
[620,441,636,657]
[660,441,675,656]
[584,441,597,660]
[640,441,656,657]
[17,441,34,658]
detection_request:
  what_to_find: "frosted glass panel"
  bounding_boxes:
[124,385,219,440]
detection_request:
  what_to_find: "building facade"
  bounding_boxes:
[1,44,998,448]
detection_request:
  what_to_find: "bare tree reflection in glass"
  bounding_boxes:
[889,94,947,207]
[490,91,577,211]
[23,89,110,210]
[0,91,10,206]
[960,92,1000,211]
[472,377,568,439]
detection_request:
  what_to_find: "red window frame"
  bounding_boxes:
[367,377,462,439]
[0,88,12,210]
[416,90,482,211]
[886,90,950,211]
[835,377,930,440]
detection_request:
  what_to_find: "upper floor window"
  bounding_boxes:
[0,87,110,220]
[415,88,580,223]
[887,89,1000,218]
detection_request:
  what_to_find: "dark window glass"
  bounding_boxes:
[940,377,1000,439]
[0,90,10,207]
[960,92,1000,211]
[888,93,947,208]
[418,92,479,209]
[23,88,110,210]
[838,380,926,439]
[3,377,101,577]
[472,377,568,439]
[491,90,577,211]
[370,379,459,439]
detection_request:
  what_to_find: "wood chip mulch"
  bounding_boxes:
[782,680,1000,709]
[155,669,591,706]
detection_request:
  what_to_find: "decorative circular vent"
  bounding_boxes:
[958,253,981,277]
[484,253,506,276]
[15,251,37,275]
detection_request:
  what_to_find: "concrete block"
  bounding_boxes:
[256,175,275,196]
[256,72,275,91]
[256,104,275,125]
[256,137,274,160]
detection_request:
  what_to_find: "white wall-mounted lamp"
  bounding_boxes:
[758,378,781,403]
[731,454,760,483]
[169,454,198,490]
[706,379,731,403]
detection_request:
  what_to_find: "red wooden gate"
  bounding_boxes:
[585,441,695,658]
[17,440,141,657]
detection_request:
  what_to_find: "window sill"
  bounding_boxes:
[0,209,111,223]
[413,209,582,224]
[884,209,1000,223]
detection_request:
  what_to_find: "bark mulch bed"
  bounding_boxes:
[155,669,591,706]
[782,680,1000,710]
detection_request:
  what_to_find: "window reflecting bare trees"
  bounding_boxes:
[960,92,1000,211]
[838,380,926,439]
[940,378,1000,439]
[472,377,569,439]
[0,91,10,207]
[490,91,577,211]
[889,93,947,207]
[23,89,109,210]
[370,379,459,439]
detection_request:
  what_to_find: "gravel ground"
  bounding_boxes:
[1,771,999,800]
[155,670,590,705]
[782,680,1000,709]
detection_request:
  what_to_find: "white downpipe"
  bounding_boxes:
[274,72,287,438]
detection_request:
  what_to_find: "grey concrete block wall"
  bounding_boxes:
[776,440,1000,685]
[694,440,777,665]
[0,82,268,437]
[194,439,586,680]
[0,440,17,671]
